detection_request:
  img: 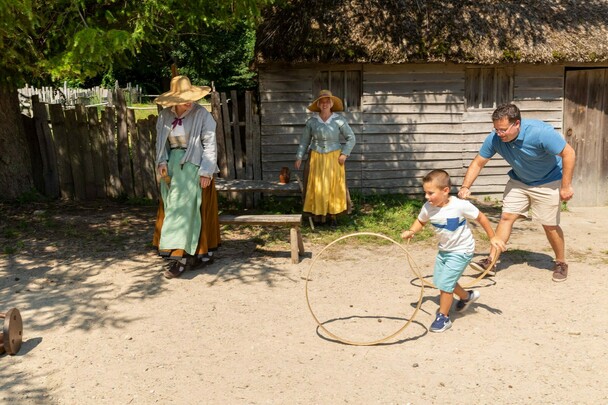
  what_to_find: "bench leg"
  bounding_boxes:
[296,227,304,255]
[290,227,300,264]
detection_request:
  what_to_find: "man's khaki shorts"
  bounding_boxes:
[503,178,561,226]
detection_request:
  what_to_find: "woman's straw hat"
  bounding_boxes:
[154,76,211,107]
[307,89,344,112]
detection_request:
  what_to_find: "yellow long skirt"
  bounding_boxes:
[303,149,347,216]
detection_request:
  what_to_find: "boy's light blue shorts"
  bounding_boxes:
[433,251,474,292]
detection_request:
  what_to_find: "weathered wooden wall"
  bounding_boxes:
[258,62,573,199]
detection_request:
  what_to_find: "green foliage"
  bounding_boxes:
[1,0,277,88]
[169,23,259,90]
[97,21,259,93]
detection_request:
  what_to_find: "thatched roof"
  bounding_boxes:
[255,0,608,64]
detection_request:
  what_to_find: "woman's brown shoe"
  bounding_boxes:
[163,260,188,279]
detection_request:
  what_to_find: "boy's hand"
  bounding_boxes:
[401,230,415,241]
[490,236,507,253]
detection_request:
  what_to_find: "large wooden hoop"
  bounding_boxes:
[305,232,425,346]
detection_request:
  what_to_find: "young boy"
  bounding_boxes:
[401,170,506,333]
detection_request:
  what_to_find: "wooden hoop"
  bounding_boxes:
[305,232,425,346]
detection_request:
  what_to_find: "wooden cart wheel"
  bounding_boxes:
[1,308,23,355]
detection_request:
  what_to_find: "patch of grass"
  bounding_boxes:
[3,246,17,255]
[507,249,533,261]
[3,241,24,255]
[130,103,158,121]
[14,189,48,204]
[41,216,59,229]
[17,218,31,230]
[3,228,19,238]
[125,197,156,206]
[343,192,428,241]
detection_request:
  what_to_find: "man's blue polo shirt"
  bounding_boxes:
[479,119,567,186]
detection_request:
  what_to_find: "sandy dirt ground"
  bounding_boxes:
[1,203,607,404]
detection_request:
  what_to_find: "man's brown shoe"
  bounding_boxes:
[552,261,568,282]
[469,257,496,276]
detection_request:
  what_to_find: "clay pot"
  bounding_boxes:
[279,167,291,184]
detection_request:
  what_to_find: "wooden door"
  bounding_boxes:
[563,69,608,206]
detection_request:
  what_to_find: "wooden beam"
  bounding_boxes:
[230,90,244,179]
[31,96,60,198]
[220,92,235,179]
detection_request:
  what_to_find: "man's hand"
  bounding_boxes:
[560,185,574,201]
[458,186,471,199]
[295,159,302,170]
[490,236,507,253]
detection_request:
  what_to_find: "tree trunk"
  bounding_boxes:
[0,86,34,200]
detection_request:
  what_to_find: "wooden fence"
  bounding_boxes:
[19,83,145,111]
[22,89,261,201]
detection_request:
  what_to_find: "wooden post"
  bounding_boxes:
[63,109,86,200]
[127,108,144,198]
[220,92,235,180]
[290,227,301,264]
[101,106,123,198]
[136,117,158,199]
[48,104,74,199]
[244,91,254,180]
[211,92,229,178]
[244,91,256,207]
[21,114,44,192]
[87,106,108,198]
[31,96,60,198]
[230,90,244,179]
[252,113,262,181]
[115,89,134,197]
[75,104,96,199]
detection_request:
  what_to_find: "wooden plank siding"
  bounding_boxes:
[258,63,568,198]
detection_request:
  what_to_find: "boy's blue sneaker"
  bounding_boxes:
[455,290,480,313]
[430,313,452,333]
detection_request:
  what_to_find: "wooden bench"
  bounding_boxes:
[215,178,302,196]
[218,214,304,264]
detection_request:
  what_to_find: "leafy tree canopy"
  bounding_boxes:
[92,22,258,93]
[0,0,276,88]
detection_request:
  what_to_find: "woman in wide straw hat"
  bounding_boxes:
[152,75,220,279]
[295,89,356,226]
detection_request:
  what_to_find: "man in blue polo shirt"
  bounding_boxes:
[458,104,576,282]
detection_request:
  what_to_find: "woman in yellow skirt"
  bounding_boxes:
[295,90,356,226]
